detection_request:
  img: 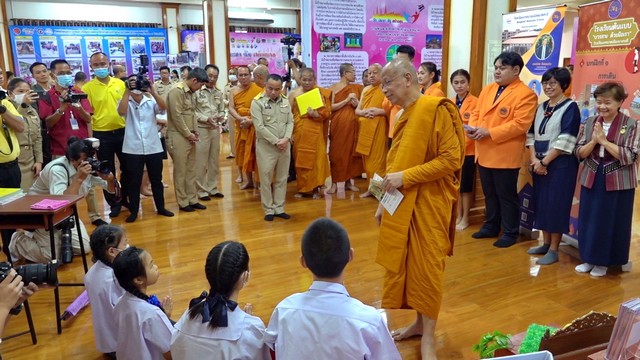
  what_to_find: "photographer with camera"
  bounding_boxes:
[37,60,107,228]
[118,72,174,223]
[9,137,117,264]
[0,269,38,342]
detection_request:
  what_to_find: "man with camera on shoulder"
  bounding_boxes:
[9,137,117,264]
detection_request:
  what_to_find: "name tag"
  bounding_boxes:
[70,111,79,130]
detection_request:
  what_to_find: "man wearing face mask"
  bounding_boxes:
[83,52,128,219]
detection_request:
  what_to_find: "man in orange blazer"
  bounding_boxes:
[467,51,538,248]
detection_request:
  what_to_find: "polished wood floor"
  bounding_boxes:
[2,133,640,359]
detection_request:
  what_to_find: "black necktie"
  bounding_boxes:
[494,86,506,103]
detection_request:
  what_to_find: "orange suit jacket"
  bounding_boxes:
[468,78,537,169]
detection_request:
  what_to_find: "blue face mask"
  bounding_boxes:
[94,68,109,79]
[57,74,73,88]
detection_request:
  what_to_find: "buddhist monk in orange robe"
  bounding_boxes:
[289,68,332,198]
[327,63,364,193]
[375,59,464,359]
[228,66,264,189]
[355,63,388,198]
[382,97,402,148]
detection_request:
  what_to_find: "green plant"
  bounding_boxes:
[472,330,512,359]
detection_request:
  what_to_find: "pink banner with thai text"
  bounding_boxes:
[229,32,286,75]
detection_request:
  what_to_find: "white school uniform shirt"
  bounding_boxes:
[84,261,125,353]
[114,292,175,360]
[264,281,401,360]
[122,95,164,155]
[171,305,271,360]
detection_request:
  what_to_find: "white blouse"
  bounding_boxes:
[84,261,125,353]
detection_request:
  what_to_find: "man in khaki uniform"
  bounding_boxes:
[194,64,225,201]
[154,66,175,100]
[166,67,209,212]
[251,74,293,221]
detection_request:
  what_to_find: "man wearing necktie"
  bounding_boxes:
[466,51,538,248]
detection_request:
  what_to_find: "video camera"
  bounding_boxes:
[281,34,301,85]
[84,138,111,176]
[63,91,88,104]
[0,260,58,286]
[133,54,151,92]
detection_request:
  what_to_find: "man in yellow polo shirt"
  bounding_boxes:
[83,52,128,218]
[0,95,25,260]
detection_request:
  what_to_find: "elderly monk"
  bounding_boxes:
[229,65,265,189]
[375,59,464,359]
[355,63,388,198]
[327,63,364,194]
[288,68,332,198]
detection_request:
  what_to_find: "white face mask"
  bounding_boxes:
[13,93,26,105]
[229,74,237,82]
[131,90,143,95]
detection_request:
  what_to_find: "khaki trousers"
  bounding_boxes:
[195,126,220,197]
[167,131,197,207]
[256,138,290,215]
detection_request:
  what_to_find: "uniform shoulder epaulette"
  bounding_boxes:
[281,94,288,99]
[254,92,264,100]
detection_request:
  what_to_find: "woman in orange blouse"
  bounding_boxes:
[417,62,445,97]
[450,69,478,230]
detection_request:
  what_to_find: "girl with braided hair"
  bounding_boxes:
[113,246,175,360]
[170,241,270,359]
[84,225,127,358]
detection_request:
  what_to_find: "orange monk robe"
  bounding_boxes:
[355,84,388,179]
[233,83,263,171]
[450,94,478,156]
[329,84,364,182]
[292,87,332,193]
[383,97,402,138]
[423,82,445,97]
[377,97,464,320]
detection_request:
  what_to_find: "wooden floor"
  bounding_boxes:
[2,133,640,359]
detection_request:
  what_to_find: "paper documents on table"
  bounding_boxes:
[295,87,323,116]
[369,173,404,215]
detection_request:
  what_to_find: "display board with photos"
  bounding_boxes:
[9,25,168,83]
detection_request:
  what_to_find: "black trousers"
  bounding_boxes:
[93,129,128,209]
[0,161,20,261]
[125,152,166,215]
[478,165,520,238]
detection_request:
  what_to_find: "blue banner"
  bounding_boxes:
[10,26,168,82]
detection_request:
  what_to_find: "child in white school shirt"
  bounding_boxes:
[264,218,401,360]
[170,241,271,360]
[113,246,175,360]
[84,225,127,359]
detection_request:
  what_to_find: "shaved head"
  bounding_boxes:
[381,59,421,108]
[253,64,269,87]
[299,68,316,78]
[382,58,419,86]
[368,63,383,86]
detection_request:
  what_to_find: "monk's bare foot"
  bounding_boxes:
[312,191,321,199]
[326,183,337,194]
[456,221,469,231]
[347,183,360,192]
[359,191,373,198]
[239,182,254,190]
[392,321,423,341]
[235,176,243,183]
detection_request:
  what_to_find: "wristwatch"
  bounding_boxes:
[9,304,23,315]
[55,108,64,115]
[539,159,547,167]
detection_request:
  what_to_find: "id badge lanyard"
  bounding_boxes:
[70,107,79,130]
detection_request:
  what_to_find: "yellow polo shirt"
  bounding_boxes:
[82,77,126,131]
[0,99,23,163]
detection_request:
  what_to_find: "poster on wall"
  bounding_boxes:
[10,26,168,83]
[563,0,640,244]
[502,6,567,97]
[309,0,444,87]
[229,32,286,76]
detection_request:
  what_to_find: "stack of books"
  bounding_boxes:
[0,188,25,206]
[606,298,640,359]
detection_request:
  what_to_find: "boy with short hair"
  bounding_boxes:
[264,218,401,360]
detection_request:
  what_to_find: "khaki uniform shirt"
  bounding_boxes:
[154,80,175,100]
[251,92,293,145]
[16,103,43,164]
[166,81,197,138]
[194,86,225,128]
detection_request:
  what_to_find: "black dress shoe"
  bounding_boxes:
[493,236,517,248]
[274,212,291,220]
[471,230,499,239]
[157,209,175,217]
[264,214,274,221]
[179,206,195,212]
[109,205,122,218]
[210,193,224,198]
[91,219,108,227]
[191,203,207,210]
[125,213,137,223]
[199,196,211,201]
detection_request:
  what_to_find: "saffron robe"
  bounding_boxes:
[233,83,263,171]
[292,87,332,193]
[383,97,402,138]
[377,96,464,320]
[356,85,388,178]
[329,84,364,182]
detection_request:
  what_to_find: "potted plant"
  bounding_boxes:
[472,330,512,358]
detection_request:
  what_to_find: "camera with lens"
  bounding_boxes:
[133,54,151,92]
[0,260,58,285]
[0,89,7,101]
[83,137,111,176]
[55,217,75,264]
[63,91,88,104]
[280,34,301,47]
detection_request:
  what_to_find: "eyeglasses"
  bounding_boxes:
[381,76,400,89]
[541,81,559,88]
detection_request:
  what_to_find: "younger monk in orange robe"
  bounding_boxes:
[375,59,464,359]
[228,66,264,189]
[355,63,388,198]
[289,68,332,198]
[328,63,364,193]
